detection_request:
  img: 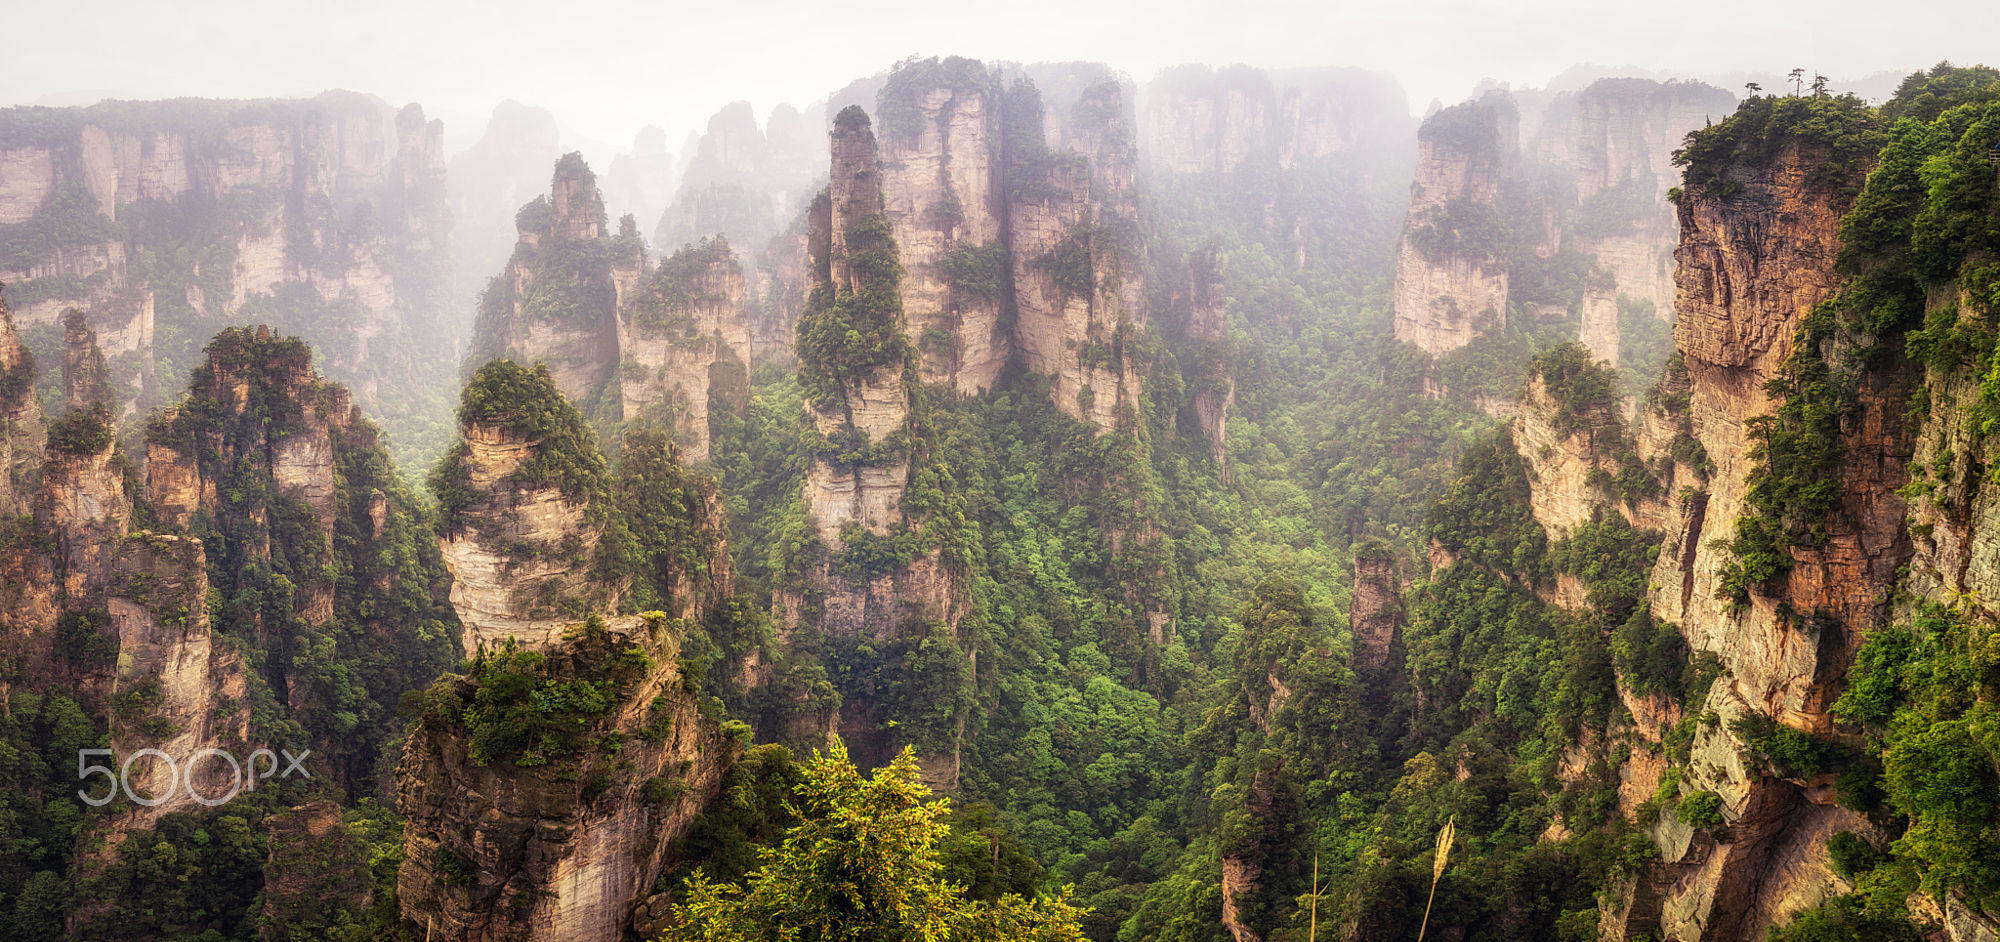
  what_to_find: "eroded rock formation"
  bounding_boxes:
[1632,141,1890,942]
[468,154,755,457]
[618,238,752,461]
[0,93,453,450]
[397,614,737,941]
[1392,95,1517,354]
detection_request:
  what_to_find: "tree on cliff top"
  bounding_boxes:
[658,742,1086,942]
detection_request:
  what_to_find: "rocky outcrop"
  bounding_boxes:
[469,154,757,443]
[1184,247,1232,466]
[1533,79,1735,340]
[103,531,254,828]
[1511,370,1658,535]
[1138,65,1412,177]
[396,614,736,942]
[472,153,622,403]
[0,294,44,518]
[800,110,919,561]
[603,125,676,241]
[0,93,454,453]
[62,309,111,411]
[138,325,458,789]
[1640,143,1893,942]
[618,238,752,460]
[1392,95,1517,354]
[1351,543,1401,675]
[654,100,825,264]
[877,73,1009,393]
[438,415,614,653]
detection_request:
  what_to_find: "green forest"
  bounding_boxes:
[1,48,1999,942]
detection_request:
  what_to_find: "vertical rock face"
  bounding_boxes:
[435,378,618,652]
[1136,64,1417,281]
[62,308,111,411]
[1137,65,1411,177]
[1392,95,1517,354]
[799,107,925,593]
[656,99,825,256]
[1652,148,1873,718]
[618,238,752,460]
[1641,146,1887,942]
[140,325,460,787]
[103,531,254,829]
[45,412,133,600]
[0,295,44,518]
[603,125,676,239]
[1533,79,1736,347]
[473,153,623,404]
[877,75,1008,393]
[0,94,454,456]
[1510,368,1666,535]
[1350,543,1401,675]
[1184,246,1233,466]
[396,615,737,942]
[468,154,757,446]
[1005,74,1150,433]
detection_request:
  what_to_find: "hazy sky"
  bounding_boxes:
[8,0,1998,158]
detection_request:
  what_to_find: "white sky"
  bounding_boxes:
[7,0,1998,158]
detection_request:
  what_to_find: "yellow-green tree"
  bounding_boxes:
[658,742,1085,942]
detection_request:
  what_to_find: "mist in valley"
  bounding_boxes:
[0,3,1998,941]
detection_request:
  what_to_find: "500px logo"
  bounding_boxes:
[77,747,312,807]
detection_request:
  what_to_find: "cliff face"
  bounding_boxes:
[436,407,617,652]
[1636,146,1887,942]
[1533,79,1736,355]
[0,93,454,462]
[1137,64,1416,275]
[468,154,757,456]
[877,78,1008,393]
[1137,65,1412,178]
[603,125,676,242]
[1350,546,1401,676]
[1392,79,1733,368]
[473,153,623,403]
[849,60,1151,430]
[1511,371,1666,535]
[1391,95,1517,354]
[397,614,737,941]
[798,109,942,627]
[618,238,752,461]
[0,296,44,517]
[103,531,254,829]
[1,320,454,908]
[142,325,460,787]
[1183,246,1232,466]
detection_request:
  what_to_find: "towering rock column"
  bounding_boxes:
[1392,95,1517,354]
[877,75,1009,393]
[0,294,44,518]
[617,238,752,461]
[1642,139,1894,940]
[1350,541,1402,676]
[788,106,967,785]
[1184,246,1233,468]
[801,108,921,563]
[469,154,622,405]
[1007,90,1149,434]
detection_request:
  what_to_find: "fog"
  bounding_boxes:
[9,0,1999,162]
